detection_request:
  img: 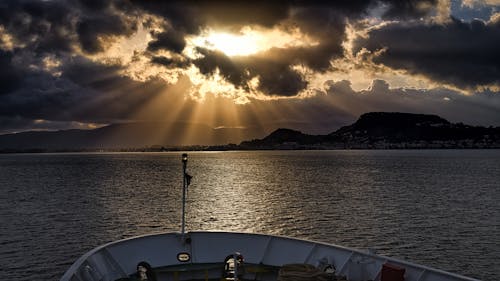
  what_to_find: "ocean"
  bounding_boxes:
[0,150,499,280]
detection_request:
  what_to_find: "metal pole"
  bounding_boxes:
[234,253,239,281]
[181,153,187,235]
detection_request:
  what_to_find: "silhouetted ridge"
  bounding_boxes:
[353,112,449,129]
[329,112,494,143]
[263,128,310,143]
[240,112,500,149]
[0,122,264,150]
[240,128,321,147]
[331,112,450,141]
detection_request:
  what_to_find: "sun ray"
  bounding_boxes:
[245,99,283,134]
[178,101,208,146]
[121,76,194,146]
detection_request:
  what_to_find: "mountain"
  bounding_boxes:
[240,128,322,148]
[332,112,450,141]
[241,112,500,149]
[0,122,265,151]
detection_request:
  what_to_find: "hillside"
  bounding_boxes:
[241,112,500,149]
[240,128,322,148]
[0,122,264,151]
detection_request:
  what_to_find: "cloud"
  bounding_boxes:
[2,0,500,137]
[193,48,249,91]
[147,29,186,53]
[185,5,350,96]
[323,79,500,126]
[131,1,289,31]
[0,50,23,95]
[0,0,138,55]
[381,0,439,19]
[193,45,334,97]
[462,0,500,8]
[0,55,168,124]
[0,0,446,99]
[490,12,500,23]
[134,1,442,97]
[151,56,191,69]
[0,1,75,54]
[355,17,500,89]
[76,13,137,54]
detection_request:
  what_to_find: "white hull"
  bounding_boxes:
[60,231,479,281]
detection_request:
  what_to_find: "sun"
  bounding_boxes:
[200,31,262,56]
[188,27,319,57]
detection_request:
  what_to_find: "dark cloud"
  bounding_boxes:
[284,7,347,71]
[382,0,438,20]
[356,17,500,88]
[0,1,154,131]
[193,48,250,91]
[131,1,288,31]
[151,56,191,69]
[77,14,137,53]
[291,0,438,19]
[0,50,23,95]
[130,1,202,34]
[0,0,442,59]
[0,56,167,124]
[249,58,308,97]
[0,0,75,54]
[147,30,186,54]
[0,0,138,55]
[77,0,111,11]
[197,2,289,28]
[193,47,309,96]
[132,0,438,31]
[61,56,124,88]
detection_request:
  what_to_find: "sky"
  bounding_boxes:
[1,0,500,140]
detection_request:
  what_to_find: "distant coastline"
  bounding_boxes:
[1,112,499,153]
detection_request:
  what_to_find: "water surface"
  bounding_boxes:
[0,150,499,280]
